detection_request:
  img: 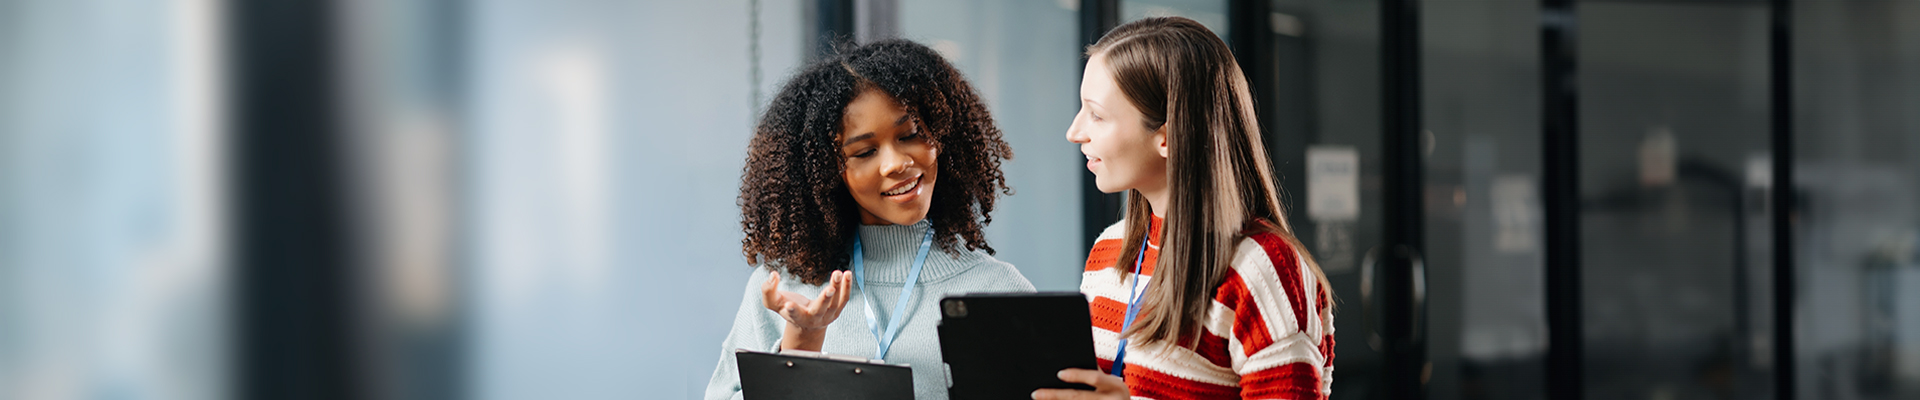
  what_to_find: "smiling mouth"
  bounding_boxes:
[882,174,923,197]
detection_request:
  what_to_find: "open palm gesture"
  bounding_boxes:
[761,270,852,351]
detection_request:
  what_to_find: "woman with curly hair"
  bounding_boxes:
[704,39,1033,400]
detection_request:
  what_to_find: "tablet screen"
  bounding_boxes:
[937,292,1098,399]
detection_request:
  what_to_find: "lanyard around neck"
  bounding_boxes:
[851,225,935,360]
[1111,238,1150,379]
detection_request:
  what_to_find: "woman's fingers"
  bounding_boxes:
[1030,388,1101,400]
[809,271,839,314]
[831,271,851,317]
[762,271,859,329]
[1032,369,1128,400]
[1055,368,1107,386]
[835,271,853,311]
[761,273,784,311]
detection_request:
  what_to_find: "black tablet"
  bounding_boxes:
[937,292,1099,400]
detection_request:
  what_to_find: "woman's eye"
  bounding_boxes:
[852,148,876,158]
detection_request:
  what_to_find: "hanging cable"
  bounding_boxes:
[749,0,764,119]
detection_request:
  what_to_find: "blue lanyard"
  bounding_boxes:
[1111,238,1150,378]
[851,226,935,360]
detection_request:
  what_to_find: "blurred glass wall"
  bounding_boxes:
[1422,0,1548,399]
[1576,3,1774,399]
[897,0,1084,290]
[1795,1,1920,399]
[1125,0,1228,36]
[461,0,803,399]
[0,0,228,399]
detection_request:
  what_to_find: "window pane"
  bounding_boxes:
[1124,0,1228,36]
[463,1,805,398]
[898,0,1083,290]
[1795,1,1920,399]
[0,1,228,399]
[1578,3,1774,398]
[1422,0,1547,398]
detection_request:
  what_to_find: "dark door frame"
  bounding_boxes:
[1769,0,1796,398]
[1540,0,1583,399]
[228,0,361,398]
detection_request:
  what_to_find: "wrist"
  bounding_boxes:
[788,321,829,333]
[780,322,829,351]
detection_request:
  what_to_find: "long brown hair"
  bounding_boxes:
[1090,16,1333,346]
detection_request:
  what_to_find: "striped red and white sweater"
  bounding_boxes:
[1081,216,1334,400]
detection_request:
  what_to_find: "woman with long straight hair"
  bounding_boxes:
[1037,17,1336,400]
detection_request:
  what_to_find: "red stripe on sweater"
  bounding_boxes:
[1125,362,1242,400]
[1241,362,1325,400]
[1085,238,1125,272]
[1162,328,1235,370]
[1214,272,1275,354]
[1090,296,1129,333]
[1249,232,1310,335]
[1320,334,1337,369]
[1084,239,1162,275]
[1196,329,1233,369]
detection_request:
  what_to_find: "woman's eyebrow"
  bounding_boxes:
[843,114,912,147]
[842,132,874,146]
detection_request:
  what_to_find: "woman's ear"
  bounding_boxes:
[1154,124,1170,158]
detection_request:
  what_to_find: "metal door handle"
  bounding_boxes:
[1360,244,1426,351]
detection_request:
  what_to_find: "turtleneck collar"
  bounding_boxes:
[854,220,982,284]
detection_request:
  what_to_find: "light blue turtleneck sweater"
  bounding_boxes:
[705,221,1035,400]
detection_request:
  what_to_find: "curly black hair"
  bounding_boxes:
[738,39,1014,285]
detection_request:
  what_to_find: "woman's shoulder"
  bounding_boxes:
[1096,219,1128,242]
[1221,231,1321,320]
[1228,229,1305,275]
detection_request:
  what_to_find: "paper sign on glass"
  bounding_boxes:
[1306,146,1360,222]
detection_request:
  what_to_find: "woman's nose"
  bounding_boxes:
[1065,116,1089,143]
[881,148,912,176]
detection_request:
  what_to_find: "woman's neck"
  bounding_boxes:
[1138,181,1169,218]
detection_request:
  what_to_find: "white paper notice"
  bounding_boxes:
[1491,175,1539,254]
[1306,146,1360,222]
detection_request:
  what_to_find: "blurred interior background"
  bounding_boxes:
[1,0,1917,399]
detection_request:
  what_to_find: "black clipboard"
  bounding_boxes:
[937,292,1099,400]
[735,349,913,400]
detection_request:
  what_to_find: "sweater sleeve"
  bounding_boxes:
[1225,234,1332,400]
[704,266,784,400]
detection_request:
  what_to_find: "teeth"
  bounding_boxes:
[1086,155,1095,161]
[883,176,919,196]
